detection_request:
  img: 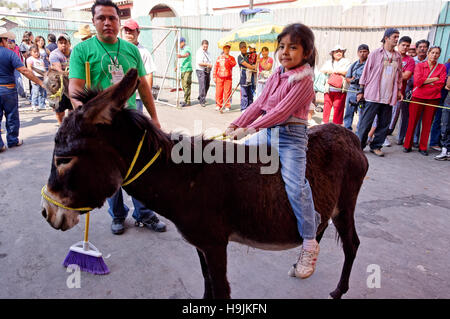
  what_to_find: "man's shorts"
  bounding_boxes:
[54,94,73,113]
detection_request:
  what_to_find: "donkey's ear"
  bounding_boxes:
[32,66,45,77]
[81,68,140,125]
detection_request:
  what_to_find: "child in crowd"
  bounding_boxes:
[225,23,321,279]
[26,45,46,111]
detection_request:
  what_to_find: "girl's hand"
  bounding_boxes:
[229,128,249,140]
[224,124,238,137]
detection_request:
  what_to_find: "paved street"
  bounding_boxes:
[1,90,449,299]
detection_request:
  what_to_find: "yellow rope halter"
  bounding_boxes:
[48,75,64,101]
[42,130,162,211]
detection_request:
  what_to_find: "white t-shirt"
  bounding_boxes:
[196,47,212,71]
[136,43,156,100]
[26,56,46,77]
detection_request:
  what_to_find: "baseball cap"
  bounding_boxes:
[123,19,140,31]
[381,28,399,42]
[57,33,70,42]
[222,42,231,48]
[357,44,369,51]
[249,43,256,49]
[180,37,186,43]
[409,44,416,49]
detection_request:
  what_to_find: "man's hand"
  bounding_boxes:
[356,93,364,102]
[397,91,403,102]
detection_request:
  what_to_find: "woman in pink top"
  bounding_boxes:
[225,23,321,280]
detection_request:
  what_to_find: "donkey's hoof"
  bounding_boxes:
[288,263,297,277]
[329,288,343,299]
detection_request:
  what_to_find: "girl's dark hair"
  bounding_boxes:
[29,45,39,52]
[276,23,317,66]
[35,35,45,48]
[261,46,269,52]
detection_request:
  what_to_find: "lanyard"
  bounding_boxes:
[96,37,120,66]
[383,49,393,64]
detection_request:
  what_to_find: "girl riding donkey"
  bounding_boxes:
[225,23,321,279]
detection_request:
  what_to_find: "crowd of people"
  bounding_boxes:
[315,29,449,160]
[176,38,274,112]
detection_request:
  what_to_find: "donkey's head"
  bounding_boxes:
[41,68,143,231]
[33,67,69,104]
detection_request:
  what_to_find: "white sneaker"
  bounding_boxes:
[215,106,220,111]
[289,242,320,279]
[223,108,230,112]
[434,147,448,161]
[383,138,391,147]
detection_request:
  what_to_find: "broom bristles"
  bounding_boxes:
[63,250,110,275]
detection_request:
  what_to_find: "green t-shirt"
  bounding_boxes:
[69,37,146,109]
[180,45,192,73]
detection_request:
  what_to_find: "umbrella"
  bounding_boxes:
[218,18,284,52]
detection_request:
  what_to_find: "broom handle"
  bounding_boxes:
[84,212,90,243]
[83,62,91,250]
[85,61,91,88]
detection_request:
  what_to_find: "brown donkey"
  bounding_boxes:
[41,69,368,299]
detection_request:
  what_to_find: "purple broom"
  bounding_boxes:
[63,212,110,275]
[62,62,108,274]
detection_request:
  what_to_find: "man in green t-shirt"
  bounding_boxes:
[176,37,192,107]
[68,0,166,235]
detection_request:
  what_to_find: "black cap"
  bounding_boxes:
[381,28,399,42]
[358,44,369,51]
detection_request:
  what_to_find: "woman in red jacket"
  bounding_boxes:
[213,43,237,112]
[403,46,447,155]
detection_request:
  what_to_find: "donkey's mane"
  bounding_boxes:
[71,87,103,105]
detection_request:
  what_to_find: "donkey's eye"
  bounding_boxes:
[55,156,73,167]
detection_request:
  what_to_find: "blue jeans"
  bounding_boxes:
[107,188,157,222]
[31,82,46,109]
[240,85,253,111]
[136,99,143,113]
[14,70,26,98]
[429,107,442,146]
[343,91,358,130]
[0,88,20,148]
[357,101,392,150]
[397,100,409,143]
[245,125,320,239]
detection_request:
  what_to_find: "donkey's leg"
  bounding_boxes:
[196,248,213,299]
[202,244,230,299]
[315,221,329,244]
[330,202,360,299]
